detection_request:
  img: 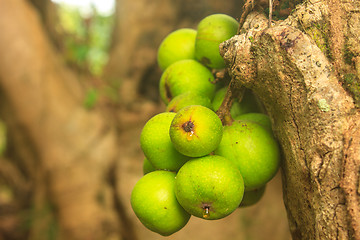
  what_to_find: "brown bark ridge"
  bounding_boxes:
[0,0,135,239]
[220,1,360,239]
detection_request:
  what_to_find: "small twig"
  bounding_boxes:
[268,0,273,27]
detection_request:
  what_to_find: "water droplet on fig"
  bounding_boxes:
[203,206,210,219]
[186,130,195,141]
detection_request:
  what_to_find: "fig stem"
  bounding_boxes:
[216,78,245,126]
[182,121,195,132]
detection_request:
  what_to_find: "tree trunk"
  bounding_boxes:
[0,0,134,239]
[220,0,360,239]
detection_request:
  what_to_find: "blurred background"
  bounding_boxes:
[0,0,292,239]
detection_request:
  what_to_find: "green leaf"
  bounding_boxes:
[83,88,99,109]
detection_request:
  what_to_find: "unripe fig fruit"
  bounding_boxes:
[143,158,156,175]
[195,14,239,69]
[131,171,191,236]
[140,112,190,171]
[157,28,197,71]
[212,87,262,118]
[214,120,280,190]
[159,59,216,105]
[166,92,213,113]
[234,113,273,134]
[169,105,223,157]
[239,185,266,207]
[175,155,244,220]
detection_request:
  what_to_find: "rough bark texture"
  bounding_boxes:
[220,1,360,239]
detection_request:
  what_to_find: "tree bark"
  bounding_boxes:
[220,1,360,239]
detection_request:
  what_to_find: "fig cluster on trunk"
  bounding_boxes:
[131,13,281,236]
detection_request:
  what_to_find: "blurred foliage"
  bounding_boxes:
[83,88,99,109]
[55,3,114,76]
[21,203,59,240]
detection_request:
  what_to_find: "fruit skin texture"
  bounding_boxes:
[131,171,191,236]
[214,120,280,190]
[157,28,197,71]
[234,113,273,134]
[140,112,190,171]
[195,14,239,69]
[175,155,244,220]
[169,105,223,157]
[159,59,216,105]
[166,92,213,113]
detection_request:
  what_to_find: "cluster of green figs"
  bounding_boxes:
[131,14,281,236]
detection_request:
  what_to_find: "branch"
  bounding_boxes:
[268,0,273,28]
[216,79,245,126]
[0,157,30,196]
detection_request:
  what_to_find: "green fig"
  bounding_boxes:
[131,171,191,236]
[175,155,244,220]
[214,120,280,190]
[140,112,190,171]
[239,185,266,207]
[195,14,239,69]
[234,113,273,134]
[157,28,197,71]
[159,59,216,105]
[169,105,223,157]
[166,92,213,113]
[142,158,156,175]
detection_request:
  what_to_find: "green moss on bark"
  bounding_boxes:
[343,73,360,107]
